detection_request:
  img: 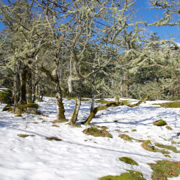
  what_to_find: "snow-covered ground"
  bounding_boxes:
[0,97,180,180]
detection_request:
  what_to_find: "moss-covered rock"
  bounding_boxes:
[83,127,112,138]
[0,88,12,104]
[99,170,146,180]
[119,134,133,142]
[149,160,180,180]
[153,120,167,126]
[119,157,138,165]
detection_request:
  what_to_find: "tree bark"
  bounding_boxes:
[69,95,81,125]
[27,67,32,103]
[19,67,27,104]
[56,92,66,122]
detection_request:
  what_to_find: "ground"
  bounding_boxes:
[0,97,180,180]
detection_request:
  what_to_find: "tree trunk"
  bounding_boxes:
[56,92,66,122]
[27,68,32,103]
[69,95,81,125]
[13,71,20,105]
[19,67,27,104]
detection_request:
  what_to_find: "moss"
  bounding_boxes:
[99,170,146,180]
[52,124,60,127]
[119,134,133,142]
[52,119,67,123]
[0,88,12,104]
[172,141,180,145]
[83,127,112,138]
[96,99,114,104]
[119,157,138,165]
[141,140,170,156]
[18,134,35,138]
[153,120,167,126]
[81,98,89,102]
[132,129,137,132]
[155,143,180,153]
[16,114,22,117]
[149,160,180,180]
[154,102,180,108]
[166,126,172,130]
[23,103,39,109]
[45,136,62,141]
[96,99,128,105]
[2,104,12,111]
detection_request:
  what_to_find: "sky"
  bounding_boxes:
[0,0,179,42]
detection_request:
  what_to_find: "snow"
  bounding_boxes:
[0,97,180,180]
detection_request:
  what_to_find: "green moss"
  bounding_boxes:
[172,141,180,145]
[0,88,12,104]
[99,170,146,180]
[132,129,137,132]
[45,136,62,141]
[96,99,128,105]
[141,140,170,156]
[149,160,180,180]
[18,134,35,138]
[155,143,180,153]
[166,126,172,130]
[52,124,60,127]
[83,127,112,138]
[154,102,180,108]
[153,120,167,126]
[81,98,89,102]
[119,157,138,165]
[96,99,114,104]
[23,103,39,109]
[16,114,22,117]
[119,134,133,142]
[2,104,12,111]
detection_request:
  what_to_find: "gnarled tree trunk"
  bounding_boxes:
[69,95,81,125]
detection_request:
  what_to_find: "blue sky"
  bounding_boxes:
[0,0,179,42]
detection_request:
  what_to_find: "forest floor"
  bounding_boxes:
[0,97,180,180]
